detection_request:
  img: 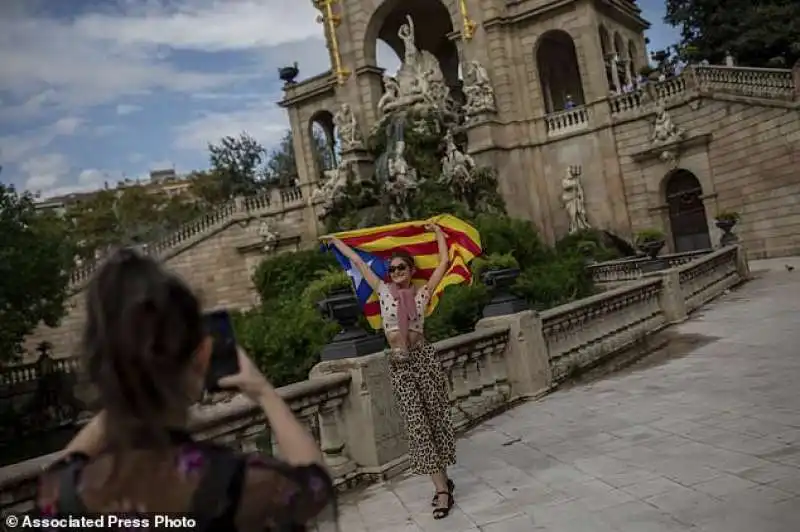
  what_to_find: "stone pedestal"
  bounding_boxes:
[476,311,552,398]
[340,147,375,184]
[310,353,409,479]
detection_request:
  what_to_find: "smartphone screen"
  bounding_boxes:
[203,310,239,392]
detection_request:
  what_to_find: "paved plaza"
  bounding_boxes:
[333,263,800,531]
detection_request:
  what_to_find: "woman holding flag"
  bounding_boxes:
[326,222,457,519]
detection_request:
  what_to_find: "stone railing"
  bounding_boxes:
[0,372,354,513]
[588,249,711,283]
[0,246,748,514]
[436,328,512,430]
[545,106,589,136]
[676,246,740,312]
[0,353,80,389]
[608,64,796,118]
[541,278,666,382]
[693,65,795,101]
[68,187,306,288]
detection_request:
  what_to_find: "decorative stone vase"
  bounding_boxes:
[638,239,665,260]
[715,219,739,246]
[278,63,299,85]
[481,268,529,318]
[638,239,668,273]
[317,287,385,361]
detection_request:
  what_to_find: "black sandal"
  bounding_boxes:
[432,491,454,520]
[431,479,454,506]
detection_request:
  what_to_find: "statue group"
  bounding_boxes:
[310,14,498,224]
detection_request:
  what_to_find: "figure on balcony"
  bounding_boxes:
[562,165,591,233]
[463,61,497,117]
[324,223,457,520]
[33,248,334,528]
[334,103,363,152]
[651,101,685,146]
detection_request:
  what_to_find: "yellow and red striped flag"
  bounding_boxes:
[323,214,482,330]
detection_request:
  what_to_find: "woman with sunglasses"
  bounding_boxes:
[326,223,456,519]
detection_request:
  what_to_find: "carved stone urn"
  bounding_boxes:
[317,287,385,360]
[715,216,739,246]
[639,240,665,260]
[278,62,299,85]
[481,268,529,318]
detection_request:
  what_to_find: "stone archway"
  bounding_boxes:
[598,25,613,90]
[664,169,712,252]
[536,30,586,113]
[613,32,628,88]
[362,0,460,89]
[308,111,338,181]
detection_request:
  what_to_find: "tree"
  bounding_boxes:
[187,170,228,205]
[263,129,333,188]
[0,182,75,362]
[208,133,267,197]
[665,0,800,67]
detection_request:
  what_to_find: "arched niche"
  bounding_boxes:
[663,169,712,252]
[535,30,585,113]
[308,111,338,181]
[628,40,638,76]
[612,32,628,88]
[362,0,461,89]
[598,25,613,90]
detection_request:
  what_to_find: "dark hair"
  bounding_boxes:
[82,248,204,448]
[389,250,415,270]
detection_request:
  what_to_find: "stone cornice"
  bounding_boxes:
[631,133,712,163]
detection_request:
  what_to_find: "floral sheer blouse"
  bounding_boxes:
[35,432,334,532]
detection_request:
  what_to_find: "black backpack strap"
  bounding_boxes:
[55,459,89,514]
[190,448,245,532]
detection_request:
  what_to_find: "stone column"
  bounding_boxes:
[475,311,552,398]
[610,57,621,91]
[309,352,409,479]
[655,269,687,323]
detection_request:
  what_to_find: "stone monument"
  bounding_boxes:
[651,101,685,168]
[333,103,364,152]
[439,129,476,203]
[384,140,418,221]
[561,165,591,234]
[463,61,497,120]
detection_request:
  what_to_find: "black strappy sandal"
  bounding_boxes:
[432,491,454,520]
[431,478,454,506]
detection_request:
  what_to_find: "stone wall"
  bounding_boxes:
[24,191,316,360]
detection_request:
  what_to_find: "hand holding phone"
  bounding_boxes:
[203,310,240,392]
[217,348,273,403]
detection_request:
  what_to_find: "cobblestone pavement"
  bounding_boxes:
[330,267,800,531]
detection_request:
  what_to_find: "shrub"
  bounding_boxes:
[513,255,594,310]
[252,249,337,303]
[555,229,623,262]
[471,253,520,282]
[302,269,353,307]
[635,228,665,244]
[715,210,740,223]
[474,214,551,266]
[233,301,339,388]
[425,283,490,342]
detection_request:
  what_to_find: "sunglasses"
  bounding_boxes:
[389,264,408,274]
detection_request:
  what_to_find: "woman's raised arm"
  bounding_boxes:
[326,236,382,291]
[424,224,449,293]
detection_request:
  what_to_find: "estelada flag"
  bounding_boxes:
[321,214,482,330]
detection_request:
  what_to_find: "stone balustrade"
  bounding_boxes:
[68,186,306,288]
[545,106,589,137]
[0,246,749,515]
[588,249,711,284]
[541,277,666,382]
[606,64,796,120]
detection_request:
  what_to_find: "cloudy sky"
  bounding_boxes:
[0,0,678,200]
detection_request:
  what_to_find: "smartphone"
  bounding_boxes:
[203,310,240,392]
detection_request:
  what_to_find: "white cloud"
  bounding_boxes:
[116,104,142,115]
[20,153,70,192]
[75,0,321,53]
[0,117,84,163]
[173,99,289,153]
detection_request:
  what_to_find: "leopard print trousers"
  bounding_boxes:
[388,341,456,475]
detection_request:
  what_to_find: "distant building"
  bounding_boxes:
[34,168,196,213]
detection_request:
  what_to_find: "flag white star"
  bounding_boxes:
[347,257,374,288]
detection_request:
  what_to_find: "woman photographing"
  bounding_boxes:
[35,249,334,531]
[325,222,457,519]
